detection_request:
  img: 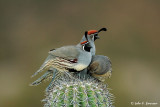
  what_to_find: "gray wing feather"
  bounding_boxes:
[31,45,80,77]
[91,55,112,75]
[49,45,80,60]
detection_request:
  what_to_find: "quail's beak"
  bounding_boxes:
[94,34,100,41]
[95,35,100,39]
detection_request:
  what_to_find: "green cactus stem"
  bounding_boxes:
[42,75,114,107]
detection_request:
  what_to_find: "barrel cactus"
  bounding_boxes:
[42,75,114,107]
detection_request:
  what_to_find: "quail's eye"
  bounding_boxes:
[89,34,93,38]
[90,34,94,40]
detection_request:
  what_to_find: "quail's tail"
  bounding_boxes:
[30,70,53,86]
[31,59,54,78]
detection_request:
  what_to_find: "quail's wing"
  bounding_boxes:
[88,61,99,74]
[31,46,80,77]
[48,46,81,71]
[49,45,80,60]
[98,55,112,76]
[104,56,112,72]
[90,55,112,75]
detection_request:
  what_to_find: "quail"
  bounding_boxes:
[88,55,112,82]
[31,31,92,78]
[31,28,108,89]
[77,28,107,78]
[80,28,107,55]
[31,31,94,91]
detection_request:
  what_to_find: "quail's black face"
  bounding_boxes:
[81,31,92,52]
[93,33,100,41]
[81,41,92,52]
[84,43,92,52]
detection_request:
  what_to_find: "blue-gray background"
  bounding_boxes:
[0,0,160,107]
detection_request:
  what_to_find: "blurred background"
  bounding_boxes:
[0,0,160,107]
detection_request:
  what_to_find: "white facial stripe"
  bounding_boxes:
[82,45,85,51]
[92,35,94,40]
